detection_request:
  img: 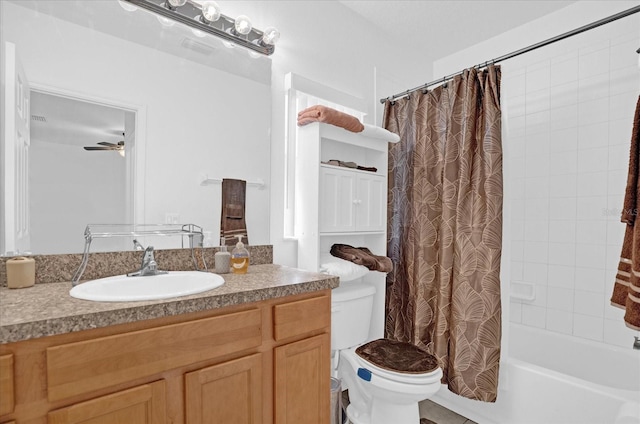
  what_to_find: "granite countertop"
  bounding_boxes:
[0,264,339,344]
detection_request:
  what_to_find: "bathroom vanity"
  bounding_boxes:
[0,264,338,424]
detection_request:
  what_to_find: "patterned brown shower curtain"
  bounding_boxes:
[383,65,503,402]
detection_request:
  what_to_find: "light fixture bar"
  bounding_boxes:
[124,0,276,55]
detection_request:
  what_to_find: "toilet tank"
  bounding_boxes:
[331,282,376,350]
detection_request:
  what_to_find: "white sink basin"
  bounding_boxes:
[70,271,224,302]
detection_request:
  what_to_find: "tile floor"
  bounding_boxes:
[419,400,477,424]
[341,391,477,424]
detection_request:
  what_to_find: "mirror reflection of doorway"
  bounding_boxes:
[30,91,135,254]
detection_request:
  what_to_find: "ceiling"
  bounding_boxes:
[30,91,125,148]
[339,0,578,60]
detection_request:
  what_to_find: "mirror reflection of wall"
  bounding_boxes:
[1,0,272,255]
[30,92,133,254]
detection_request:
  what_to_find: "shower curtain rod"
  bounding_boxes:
[380,5,640,104]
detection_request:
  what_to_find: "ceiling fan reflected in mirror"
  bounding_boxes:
[83,134,125,157]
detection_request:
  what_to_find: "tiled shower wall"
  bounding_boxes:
[504,16,640,348]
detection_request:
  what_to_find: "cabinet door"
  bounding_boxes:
[47,380,166,424]
[355,173,386,232]
[0,354,14,416]
[274,334,330,424]
[319,167,356,233]
[185,353,263,424]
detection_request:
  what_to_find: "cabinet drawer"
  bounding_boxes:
[0,354,14,416]
[47,308,262,402]
[273,295,330,341]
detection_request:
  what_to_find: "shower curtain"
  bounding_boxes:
[383,65,503,402]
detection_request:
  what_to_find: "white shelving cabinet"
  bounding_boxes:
[295,122,396,340]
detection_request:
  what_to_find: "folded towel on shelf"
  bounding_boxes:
[611,95,640,331]
[330,243,392,273]
[322,159,377,173]
[297,105,364,133]
[320,259,369,281]
[360,123,400,143]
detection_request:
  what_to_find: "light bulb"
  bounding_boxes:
[167,0,186,7]
[201,1,221,23]
[260,27,280,45]
[118,149,126,158]
[234,15,252,35]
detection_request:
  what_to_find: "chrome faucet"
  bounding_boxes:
[634,337,640,350]
[128,245,167,277]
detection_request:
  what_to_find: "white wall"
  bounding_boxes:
[30,140,127,254]
[435,1,640,349]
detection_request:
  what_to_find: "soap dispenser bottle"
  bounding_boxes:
[214,237,231,274]
[231,235,250,274]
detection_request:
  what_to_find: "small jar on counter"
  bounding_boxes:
[6,256,36,289]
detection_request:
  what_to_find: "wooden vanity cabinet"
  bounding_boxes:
[0,289,331,424]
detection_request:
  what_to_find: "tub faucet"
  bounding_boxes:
[634,337,640,350]
[128,246,167,277]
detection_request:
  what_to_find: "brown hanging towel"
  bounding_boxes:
[220,178,249,247]
[611,95,640,330]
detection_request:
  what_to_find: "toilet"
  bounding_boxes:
[332,282,442,424]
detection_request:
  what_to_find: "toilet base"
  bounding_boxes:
[345,399,421,424]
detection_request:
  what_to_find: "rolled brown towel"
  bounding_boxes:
[330,244,392,273]
[297,105,364,133]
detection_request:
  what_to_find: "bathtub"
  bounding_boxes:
[431,323,640,424]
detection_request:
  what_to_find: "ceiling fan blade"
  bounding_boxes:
[97,141,117,147]
[84,146,115,151]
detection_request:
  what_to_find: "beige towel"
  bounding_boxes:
[297,105,364,133]
[611,95,640,330]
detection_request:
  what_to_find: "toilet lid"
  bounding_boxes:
[355,339,439,374]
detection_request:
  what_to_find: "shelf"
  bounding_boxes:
[319,231,385,236]
[72,224,205,285]
[319,163,385,177]
[84,224,204,239]
[314,123,397,152]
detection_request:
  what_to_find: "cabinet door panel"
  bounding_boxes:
[356,174,386,231]
[185,353,262,424]
[0,354,14,416]
[320,168,356,233]
[47,380,166,424]
[274,334,330,424]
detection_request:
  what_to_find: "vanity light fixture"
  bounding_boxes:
[122,0,279,56]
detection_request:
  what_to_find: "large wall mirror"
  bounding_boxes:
[1,0,272,255]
